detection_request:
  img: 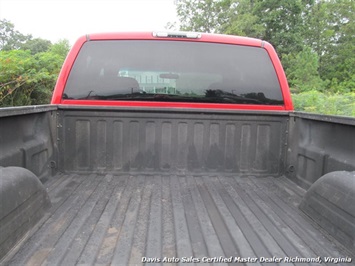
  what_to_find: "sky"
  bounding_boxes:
[0,0,178,45]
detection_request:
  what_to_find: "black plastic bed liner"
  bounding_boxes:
[5,173,353,266]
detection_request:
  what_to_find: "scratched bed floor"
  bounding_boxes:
[5,173,354,266]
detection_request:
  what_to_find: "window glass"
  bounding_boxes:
[64,40,284,105]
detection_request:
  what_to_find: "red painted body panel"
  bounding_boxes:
[51,32,293,111]
[60,99,287,111]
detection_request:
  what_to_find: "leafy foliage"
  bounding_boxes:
[20,38,52,54]
[221,0,265,38]
[252,0,305,56]
[292,91,355,116]
[0,19,70,107]
[0,48,67,106]
[176,0,230,32]
[282,46,324,92]
[0,19,32,50]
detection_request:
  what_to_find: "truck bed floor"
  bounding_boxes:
[6,173,353,265]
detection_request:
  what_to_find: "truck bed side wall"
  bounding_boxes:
[0,106,58,181]
[286,112,355,189]
[57,106,289,175]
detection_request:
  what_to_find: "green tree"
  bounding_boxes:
[0,50,35,105]
[49,39,70,58]
[0,39,70,107]
[252,0,305,57]
[0,19,71,106]
[175,0,306,56]
[221,0,265,38]
[0,19,31,50]
[323,0,355,92]
[176,0,231,32]
[282,46,324,92]
[20,38,52,54]
[303,0,355,92]
[303,1,334,64]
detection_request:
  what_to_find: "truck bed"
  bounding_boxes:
[6,173,352,265]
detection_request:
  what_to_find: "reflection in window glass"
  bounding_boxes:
[64,40,284,105]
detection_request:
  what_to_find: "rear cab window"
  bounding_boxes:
[63,40,284,106]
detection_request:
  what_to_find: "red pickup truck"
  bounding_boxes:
[0,32,354,265]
